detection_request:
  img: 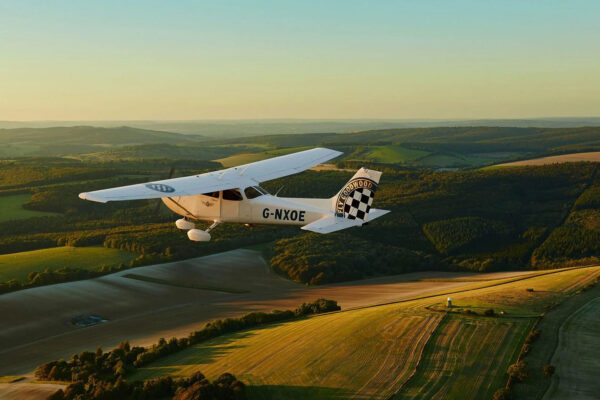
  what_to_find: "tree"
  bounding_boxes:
[493,388,512,400]
[543,364,556,377]
[507,360,527,382]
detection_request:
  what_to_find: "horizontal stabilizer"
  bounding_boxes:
[301,216,363,234]
[368,208,391,220]
[301,208,390,234]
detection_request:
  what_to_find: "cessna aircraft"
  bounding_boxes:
[79,148,389,241]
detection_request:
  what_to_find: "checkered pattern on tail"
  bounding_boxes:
[343,187,375,220]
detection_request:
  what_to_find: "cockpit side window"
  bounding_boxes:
[255,186,269,195]
[244,186,264,199]
[203,191,219,198]
[222,189,243,201]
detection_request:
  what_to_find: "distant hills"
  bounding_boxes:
[0,126,204,158]
[2,125,600,169]
[1,117,600,138]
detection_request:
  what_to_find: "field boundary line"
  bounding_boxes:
[327,266,596,317]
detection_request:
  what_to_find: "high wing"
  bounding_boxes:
[79,147,342,203]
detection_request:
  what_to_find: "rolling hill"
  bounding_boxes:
[131,266,600,400]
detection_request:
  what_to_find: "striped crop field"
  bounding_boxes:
[133,306,444,399]
[132,266,600,400]
[393,314,532,399]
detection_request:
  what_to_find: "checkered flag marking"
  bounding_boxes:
[343,187,375,221]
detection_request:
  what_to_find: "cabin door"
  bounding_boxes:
[220,189,242,221]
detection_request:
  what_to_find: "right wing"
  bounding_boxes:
[79,147,342,203]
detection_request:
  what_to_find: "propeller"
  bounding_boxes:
[154,166,176,213]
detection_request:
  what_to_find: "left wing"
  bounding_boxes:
[79,147,342,203]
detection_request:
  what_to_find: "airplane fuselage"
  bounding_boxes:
[162,189,331,227]
[78,148,388,240]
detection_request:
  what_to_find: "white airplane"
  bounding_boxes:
[79,148,390,241]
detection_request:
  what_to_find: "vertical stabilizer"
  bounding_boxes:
[332,167,382,221]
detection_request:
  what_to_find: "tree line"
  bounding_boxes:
[36,299,339,399]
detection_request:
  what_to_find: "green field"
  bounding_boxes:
[0,246,138,282]
[215,147,313,167]
[350,145,430,164]
[132,266,600,400]
[0,194,61,222]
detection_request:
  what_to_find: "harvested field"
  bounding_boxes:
[131,266,600,400]
[495,151,600,167]
[544,296,600,400]
[394,314,532,399]
[0,249,536,377]
[0,381,65,400]
[134,307,444,399]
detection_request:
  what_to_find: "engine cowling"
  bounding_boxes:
[187,229,211,242]
[175,218,196,230]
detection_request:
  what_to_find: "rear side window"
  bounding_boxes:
[244,186,263,199]
[203,191,219,198]
[222,189,243,201]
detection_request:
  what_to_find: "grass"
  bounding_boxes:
[513,282,600,399]
[351,145,430,164]
[0,246,138,282]
[544,295,600,399]
[131,266,600,400]
[123,273,249,294]
[0,194,61,222]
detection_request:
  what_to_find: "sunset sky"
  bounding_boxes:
[1,0,598,120]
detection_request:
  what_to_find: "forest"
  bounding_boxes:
[3,129,600,288]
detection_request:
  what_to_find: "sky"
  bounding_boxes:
[0,0,599,120]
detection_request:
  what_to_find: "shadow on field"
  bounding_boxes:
[248,385,353,400]
[160,322,292,367]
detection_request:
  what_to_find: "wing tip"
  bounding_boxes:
[78,192,107,203]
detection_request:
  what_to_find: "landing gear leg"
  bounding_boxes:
[206,221,219,233]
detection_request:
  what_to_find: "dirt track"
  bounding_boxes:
[0,249,536,377]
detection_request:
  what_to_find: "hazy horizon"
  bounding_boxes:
[1,1,599,120]
[3,117,600,138]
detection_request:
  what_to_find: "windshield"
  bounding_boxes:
[244,186,264,199]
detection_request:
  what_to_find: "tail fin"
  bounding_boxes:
[332,167,382,221]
